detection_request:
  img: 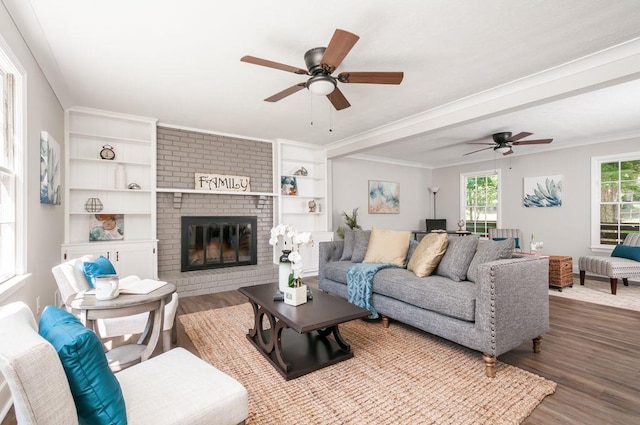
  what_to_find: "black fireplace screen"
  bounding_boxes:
[181,216,257,272]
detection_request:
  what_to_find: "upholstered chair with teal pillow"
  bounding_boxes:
[578,233,640,295]
[488,228,523,252]
[0,302,248,425]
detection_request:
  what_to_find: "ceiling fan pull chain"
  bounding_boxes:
[329,102,333,132]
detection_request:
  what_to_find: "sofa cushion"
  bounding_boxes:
[435,235,479,282]
[407,233,449,277]
[351,230,372,263]
[493,237,520,250]
[339,228,355,261]
[466,238,515,283]
[38,306,127,425]
[373,269,476,321]
[363,228,412,267]
[323,261,353,284]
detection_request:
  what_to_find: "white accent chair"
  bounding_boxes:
[52,256,179,352]
[0,302,248,425]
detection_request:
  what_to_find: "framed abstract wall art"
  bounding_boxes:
[40,131,61,205]
[368,180,400,214]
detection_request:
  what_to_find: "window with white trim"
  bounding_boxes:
[0,55,17,283]
[591,152,640,249]
[460,169,501,238]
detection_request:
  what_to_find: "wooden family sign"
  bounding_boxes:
[194,173,251,192]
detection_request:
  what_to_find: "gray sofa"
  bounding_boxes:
[318,238,550,377]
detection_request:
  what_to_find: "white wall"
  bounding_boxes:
[330,157,432,232]
[432,138,638,264]
[0,5,64,309]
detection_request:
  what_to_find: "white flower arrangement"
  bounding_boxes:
[269,224,313,287]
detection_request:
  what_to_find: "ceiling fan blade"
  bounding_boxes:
[321,29,360,73]
[241,56,309,75]
[466,142,495,146]
[507,132,533,142]
[503,149,514,156]
[264,83,307,102]
[463,146,493,156]
[327,87,351,110]
[338,72,404,85]
[512,139,553,145]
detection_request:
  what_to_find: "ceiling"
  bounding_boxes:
[5,0,640,167]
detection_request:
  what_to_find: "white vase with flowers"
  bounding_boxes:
[269,224,313,302]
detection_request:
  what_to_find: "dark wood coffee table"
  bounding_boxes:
[238,283,370,380]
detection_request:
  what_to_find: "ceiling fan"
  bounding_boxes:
[463,132,553,156]
[241,29,404,111]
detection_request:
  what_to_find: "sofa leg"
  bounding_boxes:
[532,336,542,353]
[579,270,585,285]
[610,278,618,295]
[381,315,390,328]
[623,278,629,286]
[482,353,496,378]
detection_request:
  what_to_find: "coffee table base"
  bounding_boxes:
[246,304,355,380]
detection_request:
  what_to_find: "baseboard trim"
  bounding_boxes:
[0,378,12,422]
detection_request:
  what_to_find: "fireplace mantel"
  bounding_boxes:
[157,188,277,196]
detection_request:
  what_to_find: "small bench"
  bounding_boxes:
[578,233,640,295]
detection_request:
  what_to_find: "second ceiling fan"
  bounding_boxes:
[463,132,553,156]
[241,29,404,110]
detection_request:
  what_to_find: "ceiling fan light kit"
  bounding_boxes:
[241,29,403,110]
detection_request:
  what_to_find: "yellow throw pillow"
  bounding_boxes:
[407,233,449,277]
[363,228,412,267]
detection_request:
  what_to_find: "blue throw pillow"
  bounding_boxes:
[83,255,117,288]
[38,306,127,425]
[493,237,520,249]
[611,244,640,261]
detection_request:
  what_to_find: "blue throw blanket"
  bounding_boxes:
[347,263,398,319]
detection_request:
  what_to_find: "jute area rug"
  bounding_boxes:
[179,304,556,425]
[549,276,640,312]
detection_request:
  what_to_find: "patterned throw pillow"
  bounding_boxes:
[407,233,449,277]
[435,235,479,281]
[340,228,355,261]
[351,230,372,263]
[466,238,515,283]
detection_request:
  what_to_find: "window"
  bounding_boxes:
[0,50,18,284]
[460,170,501,238]
[591,153,640,249]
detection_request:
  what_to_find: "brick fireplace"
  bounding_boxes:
[156,126,277,296]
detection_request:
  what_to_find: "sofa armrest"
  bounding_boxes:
[475,256,550,357]
[318,241,344,281]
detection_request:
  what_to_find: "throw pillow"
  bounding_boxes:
[493,237,520,250]
[38,306,127,425]
[407,233,449,277]
[351,230,372,263]
[363,228,412,267]
[467,238,515,283]
[83,255,117,288]
[435,235,479,282]
[611,244,640,262]
[340,228,355,261]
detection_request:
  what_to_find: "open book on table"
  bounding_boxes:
[118,278,168,295]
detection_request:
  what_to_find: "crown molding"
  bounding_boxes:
[344,154,432,169]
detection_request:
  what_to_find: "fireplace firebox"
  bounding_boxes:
[181,216,257,272]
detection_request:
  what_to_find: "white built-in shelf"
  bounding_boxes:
[70,187,152,193]
[69,157,151,167]
[281,158,324,165]
[156,188,277,196]
[70,211,151,215]
[282,195,325,199]
[69,131,151,145]
[281,174,324,181]
[283,212,324,215]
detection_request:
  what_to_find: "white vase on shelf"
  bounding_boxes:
[114,164,127,189]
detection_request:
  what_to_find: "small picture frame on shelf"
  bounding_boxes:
[90,214,124,241]
[281,176,297,196]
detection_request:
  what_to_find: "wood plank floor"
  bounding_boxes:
[3,281,639,425]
